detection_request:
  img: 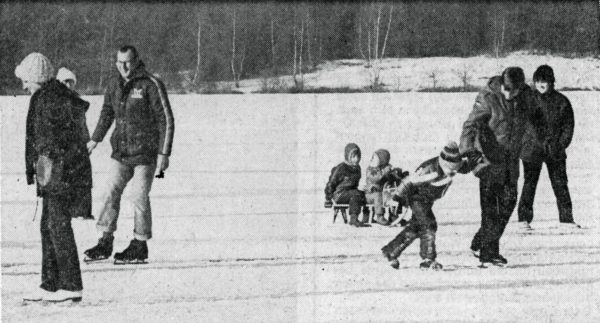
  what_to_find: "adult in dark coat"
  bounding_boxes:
[518,65,578,229]
[459,67,540,266]
[18,53,91,303]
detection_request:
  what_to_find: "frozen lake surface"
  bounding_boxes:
[2,93,599,322]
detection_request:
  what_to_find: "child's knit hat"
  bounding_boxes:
[15,53,54,83]
[439,141,462,172]
[344,143,361,163]
[374,149,390,167]
[56,67,77,86]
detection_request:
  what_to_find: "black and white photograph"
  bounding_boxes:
[1,1,599,321]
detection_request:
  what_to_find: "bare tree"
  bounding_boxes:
[231,8,237,86]
[270,12,276,68]
[380,5,393,59]
[493,11,506,59]
[192,10,203,85]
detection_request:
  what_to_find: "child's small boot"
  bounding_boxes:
[374,214,389,226]
[349,213,369,227]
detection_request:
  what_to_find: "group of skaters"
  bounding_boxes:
[325,65,578,271]
[15,46,174,303]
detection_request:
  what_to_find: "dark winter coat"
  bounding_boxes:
[91,62,175,165]
[459,76,540,185]
[325,143,362,202]
[25,80,93,198]
[521,88,574,162]
[398,157,470,203]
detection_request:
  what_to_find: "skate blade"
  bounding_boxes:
[479,262,505,269]
[113,259,148,265]
[83,256,109,264]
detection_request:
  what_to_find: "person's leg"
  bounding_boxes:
[47,195,83,291]
[368,192,387,225]
[129,163,157,241]
[547,158,574,223]
[492,183,518,257]
[95,159,134,235]
[517,160,542,223]
[477,180,503,261]
[382,223,419,259]
[40,198,58,292]
[415,201,438,261]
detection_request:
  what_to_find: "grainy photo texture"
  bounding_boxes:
[1,1,599,322]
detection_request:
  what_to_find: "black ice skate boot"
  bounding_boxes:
[84,235,114,263]
[114,239,148,265]
[419,259,443,271]
[479,255,508,268]
[381,246,400,269]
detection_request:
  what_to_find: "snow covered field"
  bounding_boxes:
[235,52,600,92]
[2,92,600,322]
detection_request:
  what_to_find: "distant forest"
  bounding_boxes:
[1,1,598,93]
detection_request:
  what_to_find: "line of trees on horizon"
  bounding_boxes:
[1,1,597,94]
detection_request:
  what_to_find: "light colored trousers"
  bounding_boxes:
[96,158,156,240]
[365,192,384,215]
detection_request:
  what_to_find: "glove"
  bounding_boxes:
[324,200,333,208]
[463,150,483,167]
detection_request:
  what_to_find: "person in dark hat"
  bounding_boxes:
[381,141,471,270]
[518,65,578,229]
[459,67,541,267]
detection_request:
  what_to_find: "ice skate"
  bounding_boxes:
[382,248,400,269]
[43,290,82,303]
[114,239,148,265]
[559,222,582,230]
[518,221,533,231]
[420,259,443,271]
[479,255,508,268]
[22,288,52,302]
[83,236,113,263]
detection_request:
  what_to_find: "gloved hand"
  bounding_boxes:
[324,200,333,208]
[463,150,483,167]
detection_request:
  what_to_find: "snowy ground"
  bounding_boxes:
[234,52,600,92]
[2,92,600,322]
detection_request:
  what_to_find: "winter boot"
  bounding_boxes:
[84,235,114,262]
[419,259,443,271]
[114,239,148,265]
[349,213,370,227]
[374,214,389,226]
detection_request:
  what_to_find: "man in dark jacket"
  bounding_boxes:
[459,67,539,267]
[84,45,175,264]
[518,65,578,229]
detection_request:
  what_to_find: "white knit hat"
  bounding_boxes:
[14,53,54,83]
[56,67,77,86]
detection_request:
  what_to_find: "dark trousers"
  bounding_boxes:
[383,200,437,260]
[334,190,365,220]
[40,196,83,292]
[471,179,517,260]
[518,159,573,223]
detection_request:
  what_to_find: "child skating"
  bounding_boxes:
[381,141,470,270]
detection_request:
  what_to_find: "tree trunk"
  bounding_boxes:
[270,13,276,68]
[306,11,312,70]
[375,4,382,61]
[299,15,304,85]
[98,27,107,88]
[231,8,238,87]
[192,11,202,85]
[293,19,298,87]
[380,4,393,60]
